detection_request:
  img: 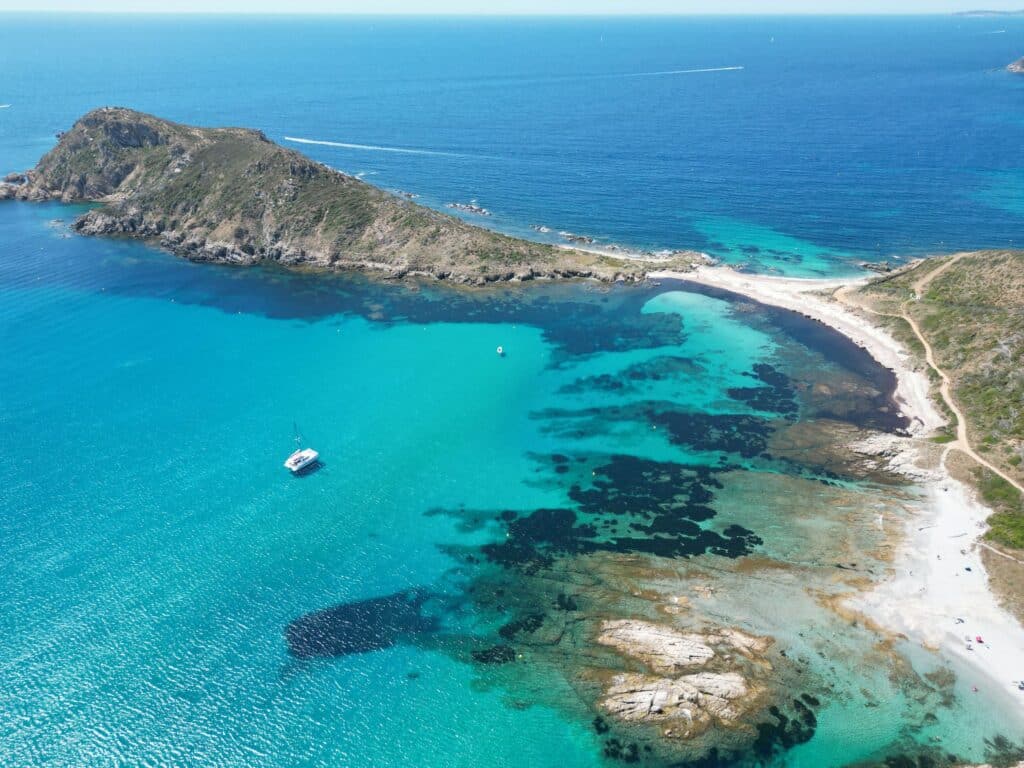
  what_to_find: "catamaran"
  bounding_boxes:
[284,424,319,473]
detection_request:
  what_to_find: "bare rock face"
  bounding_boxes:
[598,620,771,673]
[602,671,749,731]
[714,627,772,658]
[595,619,770,740]
[598,620,715,673]
[0,171,50,202]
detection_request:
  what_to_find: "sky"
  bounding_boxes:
[0,0,1021,13]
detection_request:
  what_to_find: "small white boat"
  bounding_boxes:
[284,447,319,473]
[496,346,505,356]
[285,422,319,473]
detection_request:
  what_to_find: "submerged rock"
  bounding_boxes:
[284,588,439,659]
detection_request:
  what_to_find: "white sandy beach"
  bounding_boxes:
[651,265,946,435]
[650,265,1024,717]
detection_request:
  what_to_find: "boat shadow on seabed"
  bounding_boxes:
[289,459,325,478]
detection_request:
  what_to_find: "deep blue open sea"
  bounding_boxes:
[2,14,1024,273]
[2,14,1024,768]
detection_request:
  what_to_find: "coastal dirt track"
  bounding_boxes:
[836,257,1024,565]
[656,261,1024,712]
[841,255,1023,492]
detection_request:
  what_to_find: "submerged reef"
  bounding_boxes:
[278,280,1017,766]
[285,589,439,659]
[478,455,762,570]
[417,444,962,765]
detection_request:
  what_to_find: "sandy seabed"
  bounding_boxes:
[650,265,1024,718]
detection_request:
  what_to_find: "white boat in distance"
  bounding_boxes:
[284,448,319,473]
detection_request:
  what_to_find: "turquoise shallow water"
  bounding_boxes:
[0,204,602,766]
[2,202,1023,767]
[3,13,1024,765]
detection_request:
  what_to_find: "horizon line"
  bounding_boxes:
[0,9,1014,16]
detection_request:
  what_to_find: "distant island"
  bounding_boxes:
[1009,57,1024,73]
[954,9,1024,16]
[0,108,700,285]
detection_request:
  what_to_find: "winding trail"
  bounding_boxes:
[655,261,1024,712]
[836,255,1024,500]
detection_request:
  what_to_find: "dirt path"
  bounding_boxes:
[836,255,1024,500]
[980,540,1024,565]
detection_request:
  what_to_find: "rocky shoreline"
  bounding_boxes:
[0,108,702,287]
[0,170,657,287]
[1,169,702,285]
[67,205,650,285]
[0,170,700,287]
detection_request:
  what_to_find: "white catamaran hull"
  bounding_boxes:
[284,448,319,473]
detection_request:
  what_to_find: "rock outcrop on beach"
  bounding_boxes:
[1009,57,1024,74]
[0,107,700,285]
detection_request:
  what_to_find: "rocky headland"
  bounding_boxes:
[0,107,701,285]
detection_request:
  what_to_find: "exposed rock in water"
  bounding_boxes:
[859,260,896,274]
[558,230,596,245]
[601,671,749,728]
[595,619,771,743]
[445,201,491,216]
[1008,57,1024,74]
[597,620,716,673]
[0,107,702,284]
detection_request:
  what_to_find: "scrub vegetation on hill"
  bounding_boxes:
[0,107,699,285]
[858,252,1024,550]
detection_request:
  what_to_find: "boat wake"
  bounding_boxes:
[619,66,744,78]
[0,104,10,109]
[284,136,470,158]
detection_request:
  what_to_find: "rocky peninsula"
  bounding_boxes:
[0,107,700,285]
